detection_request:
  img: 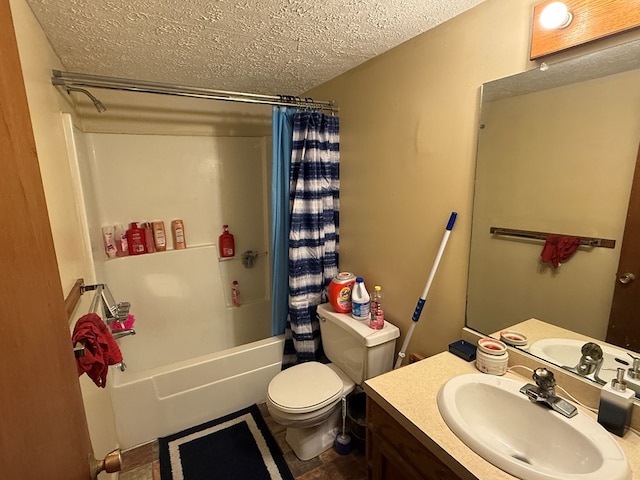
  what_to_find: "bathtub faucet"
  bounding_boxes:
[112,329,136,340]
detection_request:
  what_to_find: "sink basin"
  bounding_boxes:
[529,338,639,395]
[437,374,630,480]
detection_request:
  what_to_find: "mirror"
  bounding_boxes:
[467,38,640,396]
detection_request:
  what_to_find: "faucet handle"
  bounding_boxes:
[533,368,556,394]
[581,342,603,361]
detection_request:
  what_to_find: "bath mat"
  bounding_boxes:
[158,404,294,480]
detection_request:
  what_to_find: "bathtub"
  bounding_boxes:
[110,335,283,449]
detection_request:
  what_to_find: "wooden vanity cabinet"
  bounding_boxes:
[366,396,464,480]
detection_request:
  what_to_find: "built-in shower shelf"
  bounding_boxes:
[104,243,218,260]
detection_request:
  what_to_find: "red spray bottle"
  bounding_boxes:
[218,225,235,258]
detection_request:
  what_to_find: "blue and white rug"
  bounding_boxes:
[159,404,294,480]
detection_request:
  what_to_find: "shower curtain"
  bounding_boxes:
[271,107,295,336]
[281,111,340,368]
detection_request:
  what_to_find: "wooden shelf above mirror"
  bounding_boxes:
[531,0,640,59]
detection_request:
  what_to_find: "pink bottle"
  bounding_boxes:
[232,280,241,307]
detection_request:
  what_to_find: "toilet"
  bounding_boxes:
[266,302,400,460]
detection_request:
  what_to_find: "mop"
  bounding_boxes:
[333,396,352,454]
[394,211,457,369]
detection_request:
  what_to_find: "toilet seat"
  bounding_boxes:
[267,362,343,414]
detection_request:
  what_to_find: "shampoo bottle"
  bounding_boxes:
[219,225,235,258]
[152,221,166,251]
[597,368,634,437]
[126,222,147,255]
[171,219,186,249]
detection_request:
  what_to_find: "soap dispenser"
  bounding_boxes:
[597,368,634,437]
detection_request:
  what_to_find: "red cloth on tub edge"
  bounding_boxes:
[540,234,581,269]
[72,313,122,388]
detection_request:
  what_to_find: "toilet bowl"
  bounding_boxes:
[266,303,400,461]
[266,362,355,460]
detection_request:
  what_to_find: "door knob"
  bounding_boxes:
[618,273,636,284]
[89,449,121,479]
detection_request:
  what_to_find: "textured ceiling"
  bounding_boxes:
[26,0,485,96]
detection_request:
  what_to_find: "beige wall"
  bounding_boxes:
[306,0,640,359]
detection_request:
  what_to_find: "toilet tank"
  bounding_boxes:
[317,303,400,384]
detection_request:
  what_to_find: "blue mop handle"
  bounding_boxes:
[411,211,457,322]
[395,212,457,370]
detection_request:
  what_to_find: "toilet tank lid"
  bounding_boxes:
[317,303,400,347]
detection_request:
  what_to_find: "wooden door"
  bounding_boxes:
[606,139,640,351]
[1,1,93,478]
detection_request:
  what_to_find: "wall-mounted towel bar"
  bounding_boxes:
[489,227,616,249]
[68,281,132,359]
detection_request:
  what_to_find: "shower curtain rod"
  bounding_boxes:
[51,70,338,113]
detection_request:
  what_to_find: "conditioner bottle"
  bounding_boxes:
[153,221,166,251]
[171,219,186,250]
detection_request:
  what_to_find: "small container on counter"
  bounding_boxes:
[476,337,508,375]
[499,330,528,349]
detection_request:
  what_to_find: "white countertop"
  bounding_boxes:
[364,351,640,480]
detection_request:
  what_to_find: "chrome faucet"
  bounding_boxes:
[572,342,606,385]
[112,329,136,340]
[520,368,578,418]
[628,353,640,380]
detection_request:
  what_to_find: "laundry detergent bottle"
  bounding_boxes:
[219,225,235,258]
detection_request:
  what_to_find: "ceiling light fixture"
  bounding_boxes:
[539,2,573,30]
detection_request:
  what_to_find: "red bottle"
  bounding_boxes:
[126,222,147,255]
[219,225,235,258]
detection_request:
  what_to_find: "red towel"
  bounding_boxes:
[540,234,581,269]
[72,313,123,387]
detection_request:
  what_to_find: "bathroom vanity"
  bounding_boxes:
[364,351,640,480]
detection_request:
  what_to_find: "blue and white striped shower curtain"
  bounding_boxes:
[281,111,340,369]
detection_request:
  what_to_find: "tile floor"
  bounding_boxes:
[119,402,368,480]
